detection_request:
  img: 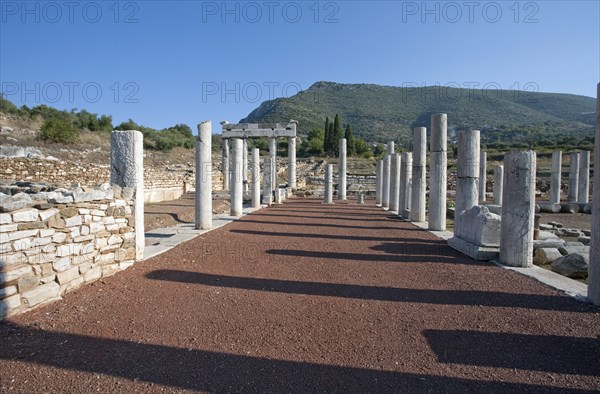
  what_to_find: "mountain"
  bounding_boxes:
[240,81,596,148]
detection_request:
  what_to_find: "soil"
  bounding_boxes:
[144,194,230,232]
[1,197,599,393]
[537,212,592,232]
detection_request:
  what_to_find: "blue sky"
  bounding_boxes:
[1,0,598,133]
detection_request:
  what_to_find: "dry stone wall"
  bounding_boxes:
[0,185,137,318]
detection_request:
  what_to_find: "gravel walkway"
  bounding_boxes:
[1,197,599,393]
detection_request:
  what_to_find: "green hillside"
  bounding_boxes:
[240,81,596,150]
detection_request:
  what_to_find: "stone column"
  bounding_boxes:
[195,121,212,230]
[578,150,590,203]
[382,154,391,209]
[493,165,503,206]
[400,152,412,218]
[242,139,249,193]
[269,137,277,190]
[429,113,447,231]
[339,138,347,200]
[479,151,487,204]
[375,160,383,206]
[222,139,230,191]
[499,151,536,267]
[288,137,297,189]
[324,164,333,204]
[410,127,426,222]
[251,148,260,208]
[262,157,273,205]
[550,151,562,204]
[230,138,243,216]
[389,153,401,213]
[387,141,395,155]
[568,153,580,203]
[455,130,480,231]
[589,83,600,305]
[110,130,144,260]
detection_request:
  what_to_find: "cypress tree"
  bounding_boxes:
[332,114,343,156]
[324,117,330,154]
[327,121,335,154]
[345,124,354,156]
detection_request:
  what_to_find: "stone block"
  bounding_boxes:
[21,281,60,307]
[61,276,84,293]
[59,208,79,218]
[73,234,94,243]
[18,221,46,230]
[12,208,39,222]
[0,223,18,232]
[78,262,94,274]
[0,213,11,224]
[456,205,501,247]
[120,260,134,269]
[107,235,122,245]
[81,225,90,235]
[0,232,9,244]
[578,235,591,245]
[90,209,105,217]
[48,214,66,229]
[53,257,71,272]
[0,252,24,266]
[49,195,73,204]
[95,252,115,265]
[41,263,53,276]
[100,244,119,254]
[56,243,81,257]
[4,293,21,310]
[103,216,115,225]
[18,276,39,293]
[13,238,31,251]
[52,232,67,243]
[447,236,499,261]
[65,215,82,227]
[0,192,32,212]
[84,267,102,283]
[533,248,563,265]
[0,285,17,298]
[39,208,59,221]
[9,229,38,241]
[40,274,56,284]
[551,254,588,278]
[95,237,108,249]
[56,266,79,285]
[101,263,121,277]
[89,222,105,234]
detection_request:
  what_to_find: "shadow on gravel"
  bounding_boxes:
[145,270,589,312]
[424,329,600,376]
[0,322,594,393]
[265,247,478,265]
[229,229,448,244]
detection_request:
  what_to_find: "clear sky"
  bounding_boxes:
[1,0,598,133]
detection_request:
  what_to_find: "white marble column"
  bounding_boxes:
[429,113,447,231]
[382,154,391,209]
[578,150,590,203]
[339,138,347,200]
[499,151,536,267]
[550,151,562,204]
[195,121,212,230]
[400,152,412,218]
[230,138,243,216]
[288,137,297,189]
[389,153,401,213]
[324,164,333,204]
[589,83,600,305]
[455,130,480,231]
[568,153,580,202]
[251,148,260,208]
[479,151,487,204]
[375,160,383,206]
[242,139,249,193]
[222,139,230,191]
[110,130,144,260]
[493,164,503,206]
[410,127,426,222]
[262,157,273,205]
[269,137,277,190]
[387,141,395,155]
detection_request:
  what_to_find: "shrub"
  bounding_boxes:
[40,118,79,144]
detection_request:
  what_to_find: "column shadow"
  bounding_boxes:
[0,323,592,393]
[145,270,592,313]
[424,329,600,376]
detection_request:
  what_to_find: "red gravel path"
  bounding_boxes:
[1,197,600,393]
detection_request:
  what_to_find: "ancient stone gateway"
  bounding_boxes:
[221,122,297,211]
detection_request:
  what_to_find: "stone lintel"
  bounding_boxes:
[222,123,297,139]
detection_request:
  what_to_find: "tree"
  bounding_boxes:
[323,117,330,154]
[354,138,372,158]
[344,124,355,156]
[332,114,343,156]
[327,121,335,155]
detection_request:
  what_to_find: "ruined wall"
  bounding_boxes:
[0,186,137,318]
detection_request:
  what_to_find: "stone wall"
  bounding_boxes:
[0,186,137,318]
